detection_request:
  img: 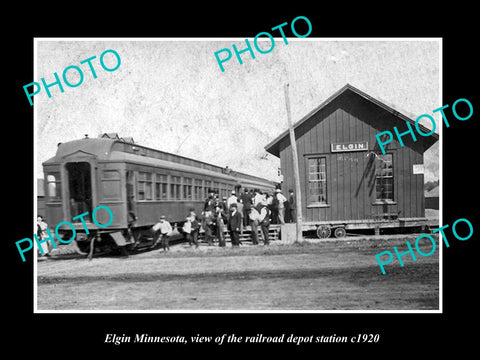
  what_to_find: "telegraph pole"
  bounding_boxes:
[284,83,303,243]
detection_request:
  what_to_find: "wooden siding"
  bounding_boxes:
[279,91,426,223]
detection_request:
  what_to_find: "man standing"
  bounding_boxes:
[151,215,173,251]
[228,203,242,247]
[248,206,260,245]
[275,189,287,225]
[214,205,228,247]
[36,215,50,257]
[188,208,201,248]
[202,210,215,246]
[204,192,215,212]
[240,188,252,227]
[257,202,271,245]
[288,189,296,223]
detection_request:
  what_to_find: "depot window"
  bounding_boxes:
[375,154,394,201]
[307,157,327,206]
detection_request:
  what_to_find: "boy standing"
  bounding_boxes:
[151,215,173,251]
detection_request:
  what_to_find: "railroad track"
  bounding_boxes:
[40,225,282,261]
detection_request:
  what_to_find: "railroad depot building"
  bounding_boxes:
[265,84,439,237]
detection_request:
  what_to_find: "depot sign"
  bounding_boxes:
[331,141,368,152]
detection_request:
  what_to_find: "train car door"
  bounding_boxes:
[60,151,98,223]
[65,161,94,221]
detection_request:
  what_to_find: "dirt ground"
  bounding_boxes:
[36,233,440,311]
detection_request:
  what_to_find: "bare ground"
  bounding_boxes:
[36,235,440,311]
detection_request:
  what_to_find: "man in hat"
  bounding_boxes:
[240,188,252,227]
[187,208,201,248]
[201,209,215,246]
[248,206,261,245]
[214,204,228,247]
[257,200,271,245]
[228,203,242,247]
[204,191,215,212]
[287,189,295,223]
[151,215,173,251]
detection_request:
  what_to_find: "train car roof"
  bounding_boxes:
[43,137,277,188]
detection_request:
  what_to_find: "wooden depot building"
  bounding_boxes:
[265,84,438,238]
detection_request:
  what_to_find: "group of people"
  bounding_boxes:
[151,188,296,251]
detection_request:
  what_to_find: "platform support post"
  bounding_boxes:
[284,83,303,243]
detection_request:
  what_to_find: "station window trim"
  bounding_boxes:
[374,153,394,202]
[306,156,328,206]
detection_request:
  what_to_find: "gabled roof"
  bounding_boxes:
[265,83,439,157]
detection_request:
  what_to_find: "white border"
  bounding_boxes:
[33,37,443,314]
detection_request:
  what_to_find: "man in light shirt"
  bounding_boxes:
[257,202,271,245]
[253,189,263,207]
[151,215,173,251]
[248,207,261,245]
[227,190,238,209]
[275,189,288,225]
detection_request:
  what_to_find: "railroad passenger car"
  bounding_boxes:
[265,84,439,238]
[42,133,276,253]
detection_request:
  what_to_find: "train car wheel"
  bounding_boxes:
[316,225,331,239]
[334,227,346,238]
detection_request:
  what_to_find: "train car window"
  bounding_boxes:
[220,183,229,199]
[155,174,168,200]
[137,172,153,201]
[204,180,211,196]
[145,173,152,200]
[46,173,62,201]
[171,176,181,200]
[184,177,193,200]
[101,170,121,200]
[194,179,203,200]
[213,181,220,195]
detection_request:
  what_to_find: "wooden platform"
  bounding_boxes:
[198,224,281,243]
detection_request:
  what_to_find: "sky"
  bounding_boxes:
[35,38,441,182]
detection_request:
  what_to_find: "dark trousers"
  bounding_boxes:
[270,208,278,224]
[152,230,169,250]
[250,220,259,245]
[260,222,270,245]
[230,231,240,246]
[186,231,199,248]
[189,229,199,247]
[217,222,226,247]
[161,233,170,251]
[204,225,214,245]
[243,208,251,227]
